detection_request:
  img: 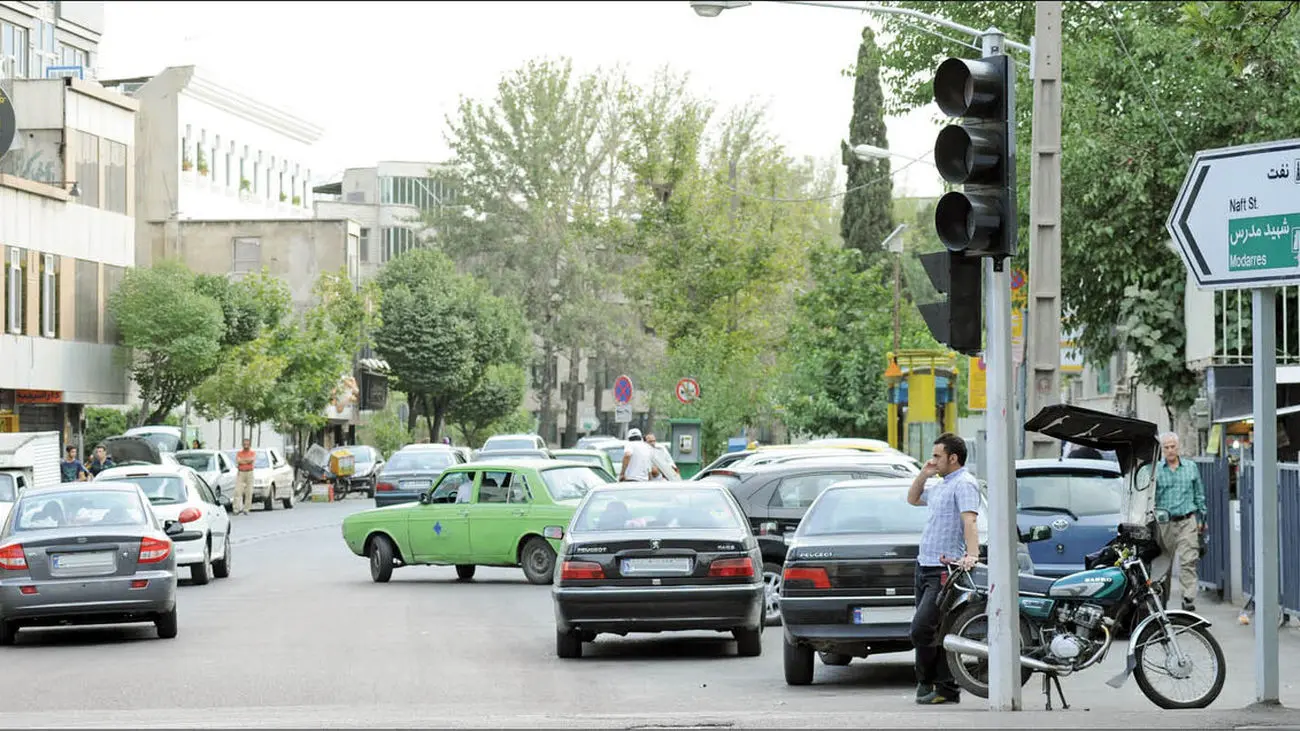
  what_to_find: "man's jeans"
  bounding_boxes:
[911,564,959,696]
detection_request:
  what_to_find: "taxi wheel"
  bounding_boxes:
[734,627,763,657]
[0,620,16,646]
[456,564,476,581]
[520,538,556,585]
[369,536,395,583]
[783,636,814,685]
[556,629,583,659]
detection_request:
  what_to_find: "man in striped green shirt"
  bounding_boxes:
[1150,432,1207,611]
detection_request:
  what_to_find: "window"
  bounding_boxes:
[6,248,24,335]
[477,472,512,504]
[39,254,57,338]
[1096,360,1112,396]
[98,475,187,504]
[104,140,127,214]
[572,487,744,532]
[252,161,259,193]
[380,176,454,210]
[799,486,933,535]
[381,227,419,262]
[232,237,261,275]
[15,489,148,531]
[74,259,98,342]
[769,472,857,509]
[385,450,455,471]
[429,471,471,503]
[194,475,218,505]
[1017,471,1125,518]
[539,466,608,502]
[1,22,29,78]
[76,132,100,208]
[225,145,232,187]
[359,228,371,262]
[60,44,87,69]
[0,473,14,502]
[102,265,125,344]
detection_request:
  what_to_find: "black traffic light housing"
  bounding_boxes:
[932,55,1016,260]
[919,250,982,355]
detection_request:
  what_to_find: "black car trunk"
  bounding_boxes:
[563,530,753,588]
[785,541,917,598]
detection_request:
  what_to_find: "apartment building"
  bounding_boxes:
[0,1,99,83]
[0,73,138,440]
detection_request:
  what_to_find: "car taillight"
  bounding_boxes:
[709,557,755,578]
[783,566,831,589]
[138,537,171,564]
[560,561,604,580]
[376,482,395,492]
[0,544,27,571]
[178,507,201,523]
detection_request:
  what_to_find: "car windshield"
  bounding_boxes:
[349,447,374,466]
[483,438,536,451]
[98,475,188,504]
[559,453,604,468]
[13,489,149,531]
[174,453,216,471]
[224,450,270,468]
[0,474,14,502]
[132,432,180,453]
[573,488,745,532]
[539,466,610,501]
[602,445,624,465]
[385,450,455,472]
[799,486,932,535]
[1017,472,1125,517]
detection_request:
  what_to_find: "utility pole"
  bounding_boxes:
[1024,1,1063,457]
[881,223,908,352]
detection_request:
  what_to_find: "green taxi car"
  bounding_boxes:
[551,449,616,480]
[341,459,611,585]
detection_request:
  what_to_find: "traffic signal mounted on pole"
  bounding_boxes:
[918,250,982,355]
[932,54,1017,259]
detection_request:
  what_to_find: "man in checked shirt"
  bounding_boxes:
[907,432,981,705]
[1145,431,1207,611]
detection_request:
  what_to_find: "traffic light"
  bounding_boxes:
[919,250,982,355]
[932,54,1016,259]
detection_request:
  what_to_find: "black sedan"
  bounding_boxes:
[551,483,765,659]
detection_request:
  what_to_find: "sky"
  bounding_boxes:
[96,1,945,198]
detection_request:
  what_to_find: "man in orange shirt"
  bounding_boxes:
[234,438,256,515]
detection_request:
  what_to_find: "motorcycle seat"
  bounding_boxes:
[966,565,1056,597]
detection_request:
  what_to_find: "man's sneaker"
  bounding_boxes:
[917,689,960,705]
[1183,598,1197,612]
[915,683,934,699]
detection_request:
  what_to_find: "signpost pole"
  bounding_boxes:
[1252,287,1281,704]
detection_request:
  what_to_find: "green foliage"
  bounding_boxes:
[373,249,527,441]
[359,393,413,459]
[447,364,528,448]
[780,244,939,438]
[874,1,1300,411]
[108,260,225,425]
[840,27,895,263]
[83,407,128,450]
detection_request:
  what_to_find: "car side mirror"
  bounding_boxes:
[1020,524,1053,543]
[163,520,184,536]
[418,492,431,505]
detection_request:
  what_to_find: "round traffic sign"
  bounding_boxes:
[613,375,634,404]
[0,86,16,160]
[675,378,700,404]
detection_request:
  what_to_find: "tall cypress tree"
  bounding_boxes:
[840,27,895,264]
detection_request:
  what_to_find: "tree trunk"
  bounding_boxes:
[593,357,605,433]
[563,346,581,448]
[427,397,447,443]
[406,393,420,433]
[146,404,170,426]
[538,341,557,445]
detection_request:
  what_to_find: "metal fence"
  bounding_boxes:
[1237,462,1300,615]
[1192,458,1232,596]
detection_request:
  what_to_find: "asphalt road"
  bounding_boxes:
[2,500,1299,729]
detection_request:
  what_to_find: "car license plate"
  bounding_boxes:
[621,557,692,575]
[400,480,431,491]
[852,606,915,625]
[51,551,116,570]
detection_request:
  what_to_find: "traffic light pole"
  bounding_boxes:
[978,28,1023,712]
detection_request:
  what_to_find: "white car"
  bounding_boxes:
[173,449,237,507]
[0,474,14,528]
[222,447,295,510]
[94,463,232,584]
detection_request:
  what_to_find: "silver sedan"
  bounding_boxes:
[0,482,182,644]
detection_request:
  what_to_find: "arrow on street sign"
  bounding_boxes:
[1167,138,1300,290]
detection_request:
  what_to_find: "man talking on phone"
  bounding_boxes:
[907,432,982,705]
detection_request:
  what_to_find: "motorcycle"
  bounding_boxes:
[936,404,1228,711]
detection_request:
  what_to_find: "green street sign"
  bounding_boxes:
[1227,213,1300,272]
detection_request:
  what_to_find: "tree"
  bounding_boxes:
[108,260,225,425]
[372,250,527,442]
[430,58,633,445]
[840,27,895,263]
[780,244,939,439]
[447,364,528,447]
[191,336,287,430]
[873,1,1300,412]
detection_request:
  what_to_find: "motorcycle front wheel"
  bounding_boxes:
[943,601,1035,698]
[1133,614,1226,709]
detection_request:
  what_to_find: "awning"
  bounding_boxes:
[1213,403,1300,424]
[358,358,390,375]
[313,181,343,195]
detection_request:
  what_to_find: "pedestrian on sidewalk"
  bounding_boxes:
[234,438,256,515]
[60,445,90,483]
[1149,432,1207,611]
[618,428,654,482]
[906,432,981,706]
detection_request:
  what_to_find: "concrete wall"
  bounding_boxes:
[0,334,127,403]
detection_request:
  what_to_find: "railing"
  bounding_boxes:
[1214,287,1300,365]
[1192,458,1232,596]
[1237,462,1300,615]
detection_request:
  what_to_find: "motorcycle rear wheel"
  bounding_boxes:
[1133,614,1226,709]
[943,602,1036,698]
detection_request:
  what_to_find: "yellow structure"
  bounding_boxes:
[886,350,960,461]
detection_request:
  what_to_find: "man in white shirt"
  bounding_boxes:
[619,428,655,482]
[645,433,680,481]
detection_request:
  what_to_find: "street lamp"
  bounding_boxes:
[690,0,752,17]
[852,143,935,167]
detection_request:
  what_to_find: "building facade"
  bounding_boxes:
[0,1,100,83]
[0,74,138,442]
